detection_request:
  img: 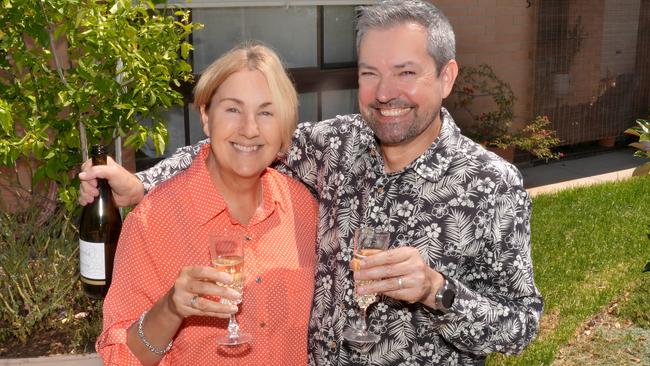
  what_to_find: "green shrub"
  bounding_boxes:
[0,0,200,210]
[624,118,650,176]
[0,198,101,355]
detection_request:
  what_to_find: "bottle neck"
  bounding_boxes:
[92,154,107,166]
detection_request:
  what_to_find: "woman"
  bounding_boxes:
[96,43,318,365]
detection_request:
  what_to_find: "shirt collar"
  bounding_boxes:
[363,107,461,183]
[185,145,285,227]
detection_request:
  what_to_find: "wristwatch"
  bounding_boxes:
[435,275,456,313]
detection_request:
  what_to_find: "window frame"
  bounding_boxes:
[138,4,361,170]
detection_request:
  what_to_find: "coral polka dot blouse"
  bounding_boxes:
[97,145,318,365]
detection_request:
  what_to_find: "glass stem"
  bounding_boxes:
[227,314,240,339]
[358,307,369,333]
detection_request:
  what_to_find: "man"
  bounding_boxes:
[80,1,543,364]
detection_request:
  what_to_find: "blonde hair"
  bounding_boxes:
[194,42,298,153]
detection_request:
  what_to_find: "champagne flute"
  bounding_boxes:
[343,226,390,343]
[209,231,252,345]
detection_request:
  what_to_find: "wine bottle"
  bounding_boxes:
[79,144,122,299]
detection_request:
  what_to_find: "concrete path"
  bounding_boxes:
[521,148,646,196]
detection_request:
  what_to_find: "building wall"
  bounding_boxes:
[634,0,650,117]
[437,0,537,130]
[600,0,642,78]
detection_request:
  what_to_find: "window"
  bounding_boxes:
[138,4,362,169]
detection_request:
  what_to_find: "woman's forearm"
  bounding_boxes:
[126,291,183,366]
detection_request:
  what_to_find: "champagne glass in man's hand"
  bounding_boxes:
[343,226,390,343]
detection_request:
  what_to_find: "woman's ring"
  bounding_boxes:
[397,277,404,290]
[190,295,199,309]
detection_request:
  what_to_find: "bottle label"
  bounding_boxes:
[79,239,106,282]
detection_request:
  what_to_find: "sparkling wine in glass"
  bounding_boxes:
[343,226,390,343]
[209,231,252,345]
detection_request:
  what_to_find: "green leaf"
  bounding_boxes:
[180,42,191,60]
[45,156,65,180]
[0,99,13,134]
[629,142,650,152]
[177,60,191,73]
[624,128,640,137]
[152,132,166,156]
[148,91,156,106]
[636,119,650,133]
[124,125,148,148]
[109,1,120,14]
[33,166,46,183]
[66,129,80,149]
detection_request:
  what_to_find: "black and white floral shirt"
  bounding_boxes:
[136,108,543,366]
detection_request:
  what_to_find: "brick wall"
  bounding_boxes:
[437,0,537,130]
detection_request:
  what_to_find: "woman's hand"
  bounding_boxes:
[125,265,240,365]
[166,265,242,319]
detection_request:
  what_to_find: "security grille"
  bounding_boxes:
[533,0,650,145]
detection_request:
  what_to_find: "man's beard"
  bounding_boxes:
[361,100,438,145]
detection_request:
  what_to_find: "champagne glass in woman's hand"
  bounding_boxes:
[209,230,252,345]
[343,226,390,343]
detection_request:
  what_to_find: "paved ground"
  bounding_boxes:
[521,148,645,196]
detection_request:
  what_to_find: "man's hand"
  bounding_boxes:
[352,246,445,308]
[78,156,145,207]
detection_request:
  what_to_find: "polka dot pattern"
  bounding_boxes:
[97,145,318,365]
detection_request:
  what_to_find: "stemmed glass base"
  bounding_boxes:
[216,332,253,345]
[342,327,380,343]
[216,314,252,345]
[342,310,379,343]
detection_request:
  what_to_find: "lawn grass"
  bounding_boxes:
[617,271,650,329]
[487,175,650,366]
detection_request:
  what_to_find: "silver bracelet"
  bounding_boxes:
[137,310,173,356]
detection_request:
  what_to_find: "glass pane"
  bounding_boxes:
[298,92,318,123]
[193,7,317,72]
[188,104,206,143]
[321,89,358,120]
[163,107,187,156]
[323,6,357,65]
[138,107,186,158]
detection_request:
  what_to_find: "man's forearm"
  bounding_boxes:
[135,139,207,194]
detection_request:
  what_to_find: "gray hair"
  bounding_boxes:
[356,0,456,74]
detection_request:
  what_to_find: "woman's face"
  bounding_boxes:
[201,69,283,181]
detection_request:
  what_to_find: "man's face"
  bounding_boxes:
[357,22,453,147]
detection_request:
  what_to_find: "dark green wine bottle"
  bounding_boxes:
[79,144,122,299]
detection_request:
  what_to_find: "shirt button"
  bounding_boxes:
[245,235,252,241]
[259,321,266,328]
[255,277,262,283]
[329,341,337,350]
[377,187,385,194]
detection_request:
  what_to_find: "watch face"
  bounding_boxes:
[441,289,455,309]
